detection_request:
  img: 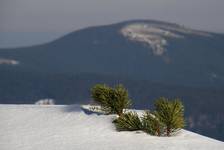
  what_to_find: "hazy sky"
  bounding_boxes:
[0,0,224,47]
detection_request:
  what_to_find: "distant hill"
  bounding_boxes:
[0,20,224,141]
[1,20,224,87]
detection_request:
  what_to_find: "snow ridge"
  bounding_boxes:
[0,104,223,150]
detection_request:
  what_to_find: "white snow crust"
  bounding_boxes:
[0,105,223,150]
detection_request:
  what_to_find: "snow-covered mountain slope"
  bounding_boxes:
[0,105,223,150]
[121,22,211,56]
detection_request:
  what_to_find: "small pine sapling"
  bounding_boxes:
[154,97,185,136]
[113,112,142,131]
[141,111,164,136]
[91,84,131,116]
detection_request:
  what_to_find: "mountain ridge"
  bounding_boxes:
[1,20,224,87]
[0,19,222,50]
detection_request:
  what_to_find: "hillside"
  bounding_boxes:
[0,104,223,150]
[0,20,224,87]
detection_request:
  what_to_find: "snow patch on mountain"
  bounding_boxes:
[0,58,19,65]
[121,23,212,56]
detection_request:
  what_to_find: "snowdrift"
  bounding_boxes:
[0,105,223,150]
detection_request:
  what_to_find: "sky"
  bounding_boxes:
[0,0,224,47]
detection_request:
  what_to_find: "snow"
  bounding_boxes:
[0,58,19,65]
[121,23,212,56]
[0,105,223,150]
[35,99,55,105]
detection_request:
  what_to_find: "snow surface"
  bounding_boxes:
[121,23,212,56]
[0,105,223,150]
